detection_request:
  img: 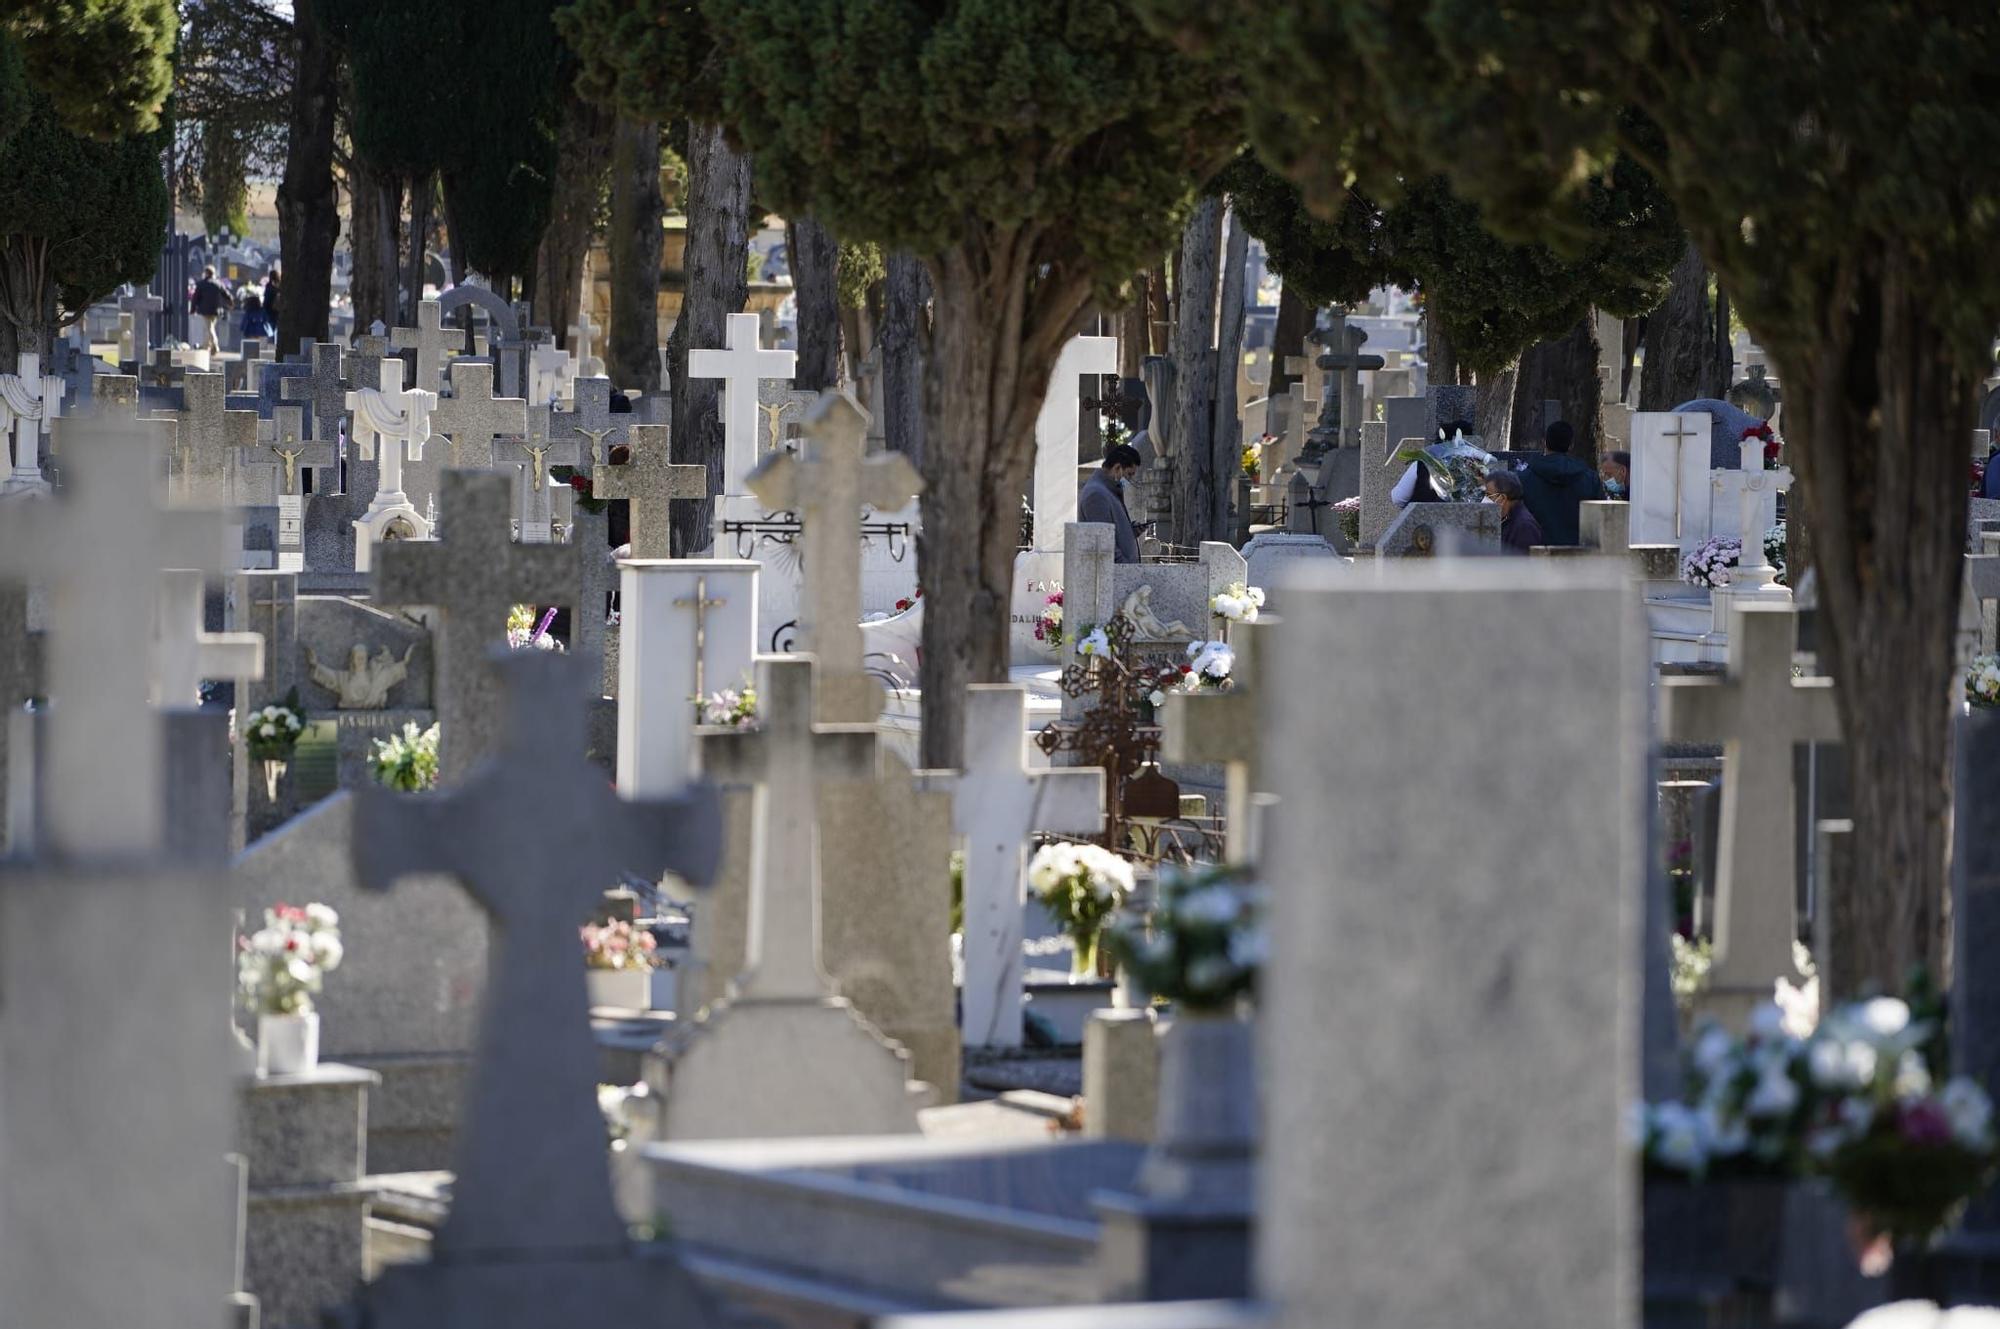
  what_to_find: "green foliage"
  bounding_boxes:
[834,239,882,310]
[557,0,716,124]
[321,0,461,179]
[0,0,175,139]
[0,45,168,320]
[1221,148,1678,376]
[198,119,250,238]
[695,0,1241,305]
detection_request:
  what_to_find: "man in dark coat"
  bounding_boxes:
[1518,420,1602,546]
[1076,443,1142,563]
[1485,471,1544,554]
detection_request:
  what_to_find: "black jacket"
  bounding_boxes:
[1519,452,1601,547]
[1500,503,1544,554]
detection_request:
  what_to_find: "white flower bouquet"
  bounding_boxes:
[697,677,759,729]
[1075,626,1111,659]
[1682,536,1742,589]
[1968,654,2000,710]
[242,689,306,761]
[1106,863,1263,1012]
[1391,429,1495,503]
[236,903,343,1017]
[1028,840,1135,977]
[1209,582,1265,623]
[370,721,440,792]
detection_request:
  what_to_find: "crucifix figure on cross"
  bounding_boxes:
[689,311,796,495]
[351,649,723,1323]
[747,388,923,722]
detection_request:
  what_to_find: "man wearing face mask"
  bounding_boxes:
[1484,470,1543,554]
[1078,442,1144,564]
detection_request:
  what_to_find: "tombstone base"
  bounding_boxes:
[1094,1190,1252,1304]
[658,993,921,1140]
[1083,1008,1160,1143]
[1690,981,1780,1034]
[353,1245,724,1328]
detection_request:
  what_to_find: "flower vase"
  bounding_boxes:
[256,1012,319,1076]
[1138,1008,1257,1206]
[1069,930,1100,980]
[586,966,652,1011]
[259,756,288,803]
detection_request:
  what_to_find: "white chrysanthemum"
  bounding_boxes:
[1650,1102,1707,1174]
[306,903,339,929]
[1941,1076,1996,1149]
[1745,1066,1800,1119]
[313,935,344,972]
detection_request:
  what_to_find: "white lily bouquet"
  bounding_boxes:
[236,903,344,1018]
[1028,841,1135,977]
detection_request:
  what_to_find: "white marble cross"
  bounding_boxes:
[392,298,448,397]
[352,649,720,1266]
[747,389,922,721]
[1031,335,1119,553]
[592,422,706,559]
[152,568,263,705]
[1715,447,1791,598]
[0,352,63,495]
[567,309,602,375]
[919,685,1102,1048]
[1660,602,1840,1022]
[0,420,232,855]
[697,655,878,999]
[346,358,437,572]
[690,311,796,494]
[1630,410,1711,550]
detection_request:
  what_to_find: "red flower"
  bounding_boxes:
[568,474,591,495]
[1897,1100,1955,1147]
[1179,664,1193,674]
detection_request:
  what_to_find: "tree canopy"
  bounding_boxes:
[0,0,175,140]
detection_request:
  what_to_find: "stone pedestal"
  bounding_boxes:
[1083,1007,1160,1143]
[616,559,759,798]
[239,1062,378,1329]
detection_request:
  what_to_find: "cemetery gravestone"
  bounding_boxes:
[593,423,706,560]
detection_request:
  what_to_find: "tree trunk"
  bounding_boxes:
[668,122,752,558]
[1267,282,1308,400]
[1640,239,1730,410]
[401,172,435,325]
[1209,205,1249,537]
[878,251,928,465]
[1780,249,1968,992]
[917,247,1091,769]
[275,0,337,354]
[1424,300,1458,387]
[348,160,400,336]
[1170,196,1222,547]
[607,117,663,393]
[0,234,52,365]
[535,99,612,353]
[789,216,842,391]
[1510,315,1604,472]
[1475,362,1517,451]
[1119,283,1146,381]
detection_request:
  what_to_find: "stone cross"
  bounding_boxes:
[347,330,387,392]
[239,570,296,690]
[689,311,797,493]
[698,655,878,1000]
[1631,411,1710,549]
[1317,321,1384,451]
[255,357,312,420]
[567,309,601,365]
[1032,335,1120,553]
[153,568,263,705]
[747,389,923,721]
[512,403,580,544]
[0,352,63,495]
[551,376,630,466]
[169,372,257,505]
[95,373,139,418]
[351,649,721,1268]
[282,341,350,444]
[1661,602,1840,1023]
[0,419,232,855]
[430,359,527,469]
[373,470,571,783]
[266,406,335,496]
[119,287,164,367]
[1160,621,1264,864]
[392,298,448,397]
[919,685,1103,1049]
[529,344,575,407]
[591,422,706,560]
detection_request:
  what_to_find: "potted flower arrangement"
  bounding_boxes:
[1208,582,1265,632]
[1240,444,1261,482]
[1764,524,1788,586]
[370,721,440,792]
[241,688,306,802]
[1333,495,1361,548]
[697,677,759,729]
[236,903,344,1075]
[1033,584,1066,650]
[1027,840,1135,978]
[1967,655,2000,710]
[1683,536,1743,589]
[507,604,562,651]
[1105,863,1264,1200]
[582,919,659,1009]
[1638,993,1998,1278]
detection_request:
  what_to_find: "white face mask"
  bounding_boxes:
[1481,496,1498,506]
